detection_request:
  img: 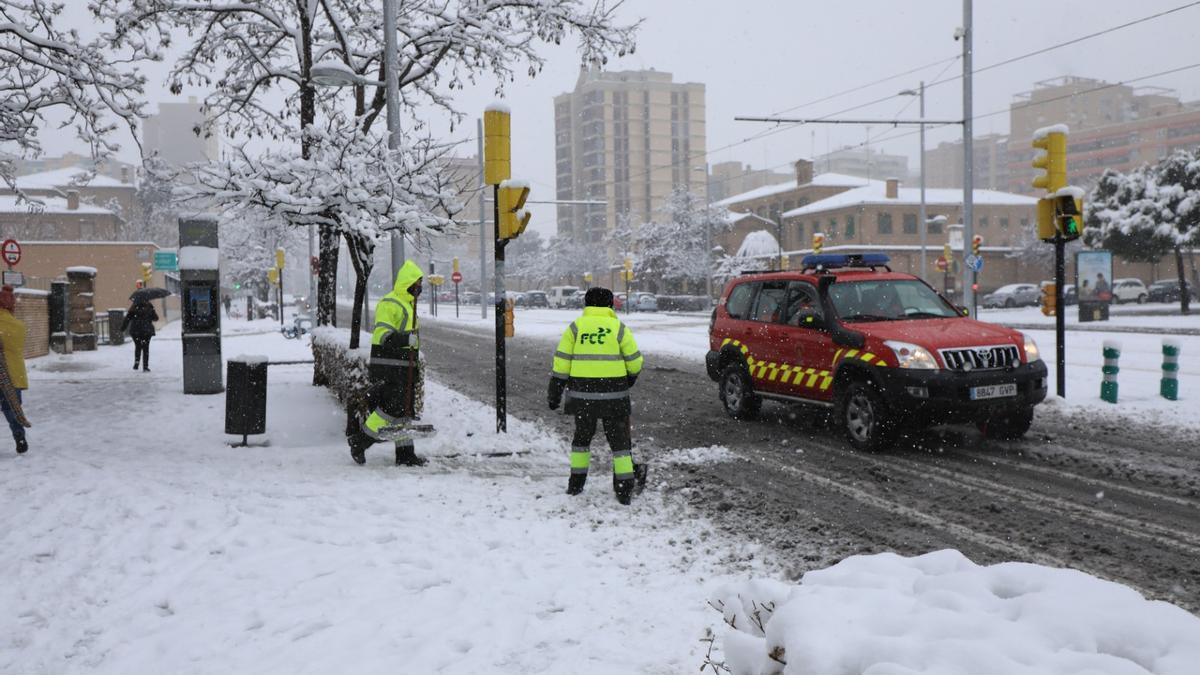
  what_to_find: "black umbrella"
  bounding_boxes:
[130,287,171,303]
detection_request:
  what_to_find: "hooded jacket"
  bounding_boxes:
[0,308,28,390]
[371,260,423,359]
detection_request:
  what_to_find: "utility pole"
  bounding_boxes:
[917,82,928,279]
[961,0,976,317]
[383,0,405,277]
[477,118,487,320]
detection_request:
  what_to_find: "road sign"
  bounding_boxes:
[153,250,178,271]
[965,254,984,273]
[2,239,20,266]
[936,257,948,272]
[451,271,463,284]
[2,270,24,287]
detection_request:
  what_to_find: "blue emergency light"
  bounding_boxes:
[801,253,891,271]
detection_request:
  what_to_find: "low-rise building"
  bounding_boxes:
[2,166,137,215]
[0,194,126,241]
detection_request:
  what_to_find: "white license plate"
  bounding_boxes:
[969,383,1017,400]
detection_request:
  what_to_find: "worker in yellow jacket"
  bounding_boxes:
[348,260,427,467]
[548,287,644,504]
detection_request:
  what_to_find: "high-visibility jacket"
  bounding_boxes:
[371,260,423,362]
[550,306,643,416]
[0,309,27,389]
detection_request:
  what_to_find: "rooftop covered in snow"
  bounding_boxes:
[783,183,1037,218]
[10,167,136,191]
[0,195,117,215]
[715,173,881,207]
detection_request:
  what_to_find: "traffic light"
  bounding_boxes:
[1041,283,1057,316]
[942,242,951,263]
[503,298,515,338]
[1036,197,1056,242]
[1055,193,1083,241]
[452,257,460,274]
[971,234,983,257]
[812,232,825,254]
[267,267,279,286]
[484,104,511,185]
[140,262,152,284]
[275,248,285,270]
[1031,128,1067,193]
[497,180,530,239]
[780,254,790,270]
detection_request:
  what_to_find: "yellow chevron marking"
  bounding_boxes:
[806,370,821,387]
[819,371,833,390]
[846,349,860,358]
[767,363,781,381]
[721,337,731,347]
[876,359,887,367]
[860,352,875,362]
[832,348,845,366]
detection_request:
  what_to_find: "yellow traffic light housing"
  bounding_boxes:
[267,267,279,286]
[1036,197,1057,242]
[1040,283,1057,316]
[1031,128,1067,193]
[503,298,515,338]
[498,180,530,239]
[452,257,460,274]
[971,235,982,257]
[140,262,152,283]
[275,248,285,270]
[812,232,824,254]
[484,104,511,185]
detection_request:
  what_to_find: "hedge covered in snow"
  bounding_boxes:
[312,327,372,434]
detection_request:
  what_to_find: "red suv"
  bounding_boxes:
[706,254,1048,450]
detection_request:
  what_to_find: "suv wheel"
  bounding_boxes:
[977,406,1034,440]
[1004,298,1015,308]
[719,363,761,420]
[838,379,898,452]
[1137,293,1147,304]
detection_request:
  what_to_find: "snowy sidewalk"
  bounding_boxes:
[1,323,766,674]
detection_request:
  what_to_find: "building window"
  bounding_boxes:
[927,217,943,235]
[1000,217,1010,229]
[979,216,989,229]
[795,221,805,240]
[877,212,893,234]
[828,218,838,239]
[1020,218,1029,229]
[812,220,821,237]
[845,215,856,238]
[902,213,917,234]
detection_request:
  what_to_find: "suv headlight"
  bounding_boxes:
[1023,333,1041,363]
[885,340,938,369]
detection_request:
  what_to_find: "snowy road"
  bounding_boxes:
[417,316,1200,612]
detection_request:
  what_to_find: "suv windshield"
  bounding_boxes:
[829,279,960,322]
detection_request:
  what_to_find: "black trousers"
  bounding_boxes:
[571,414,631,452]
[133,337,151,368]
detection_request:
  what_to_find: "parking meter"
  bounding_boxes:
[179,216,223,394]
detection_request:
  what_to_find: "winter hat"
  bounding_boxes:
[584,287,614,308]
[0,285,14,312]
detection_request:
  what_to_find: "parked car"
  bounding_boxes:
[563,293,584,309]
[517,290,549,308]
[1147,279,1198,303]
[461,291,480,305]
[707,253,1046,451]
[983,283,1040,308]
[547,285,581,308]
[630,292,658,312]
[1111,278,1149,304]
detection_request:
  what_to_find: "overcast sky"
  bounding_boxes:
[55,0,1200,237]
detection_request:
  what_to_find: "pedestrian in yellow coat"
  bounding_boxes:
[0,286,30,454]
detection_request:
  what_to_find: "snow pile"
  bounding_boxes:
[710,549,1200,675]
[737,230,780,259]
[663,445,736,465]
[1033,123,1070,140]
[178,245,219,271]
[65,265,97,275]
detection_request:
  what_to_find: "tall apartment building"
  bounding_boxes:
[142,97,221,166]
[926,76,1200,194]
[814,147,909,183]
[554,68,706,244]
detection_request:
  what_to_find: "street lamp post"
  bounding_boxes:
[310,0,405,286]
[695,164,714,305]
[900,82,928,279]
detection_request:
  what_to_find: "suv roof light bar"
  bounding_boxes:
[802,253,891,273]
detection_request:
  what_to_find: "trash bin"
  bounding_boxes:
[108,309,126,345]
[225,357,268,445]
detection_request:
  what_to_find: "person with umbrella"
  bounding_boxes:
[122,287,166,372]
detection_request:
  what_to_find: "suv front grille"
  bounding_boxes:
[938,344,1020,371]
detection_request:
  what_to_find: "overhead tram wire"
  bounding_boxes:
[921,1,1200,91]
[835,62,1200,156]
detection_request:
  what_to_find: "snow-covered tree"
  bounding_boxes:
[177,112,463,345]
[0,1,149,191]
[615,189,730,293]
[100,0,639,330]
[1086,150,1200,313]
[122,158,178,246]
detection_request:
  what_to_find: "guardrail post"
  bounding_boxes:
[1161,338,1180,401]
[1100,340,1120,404]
